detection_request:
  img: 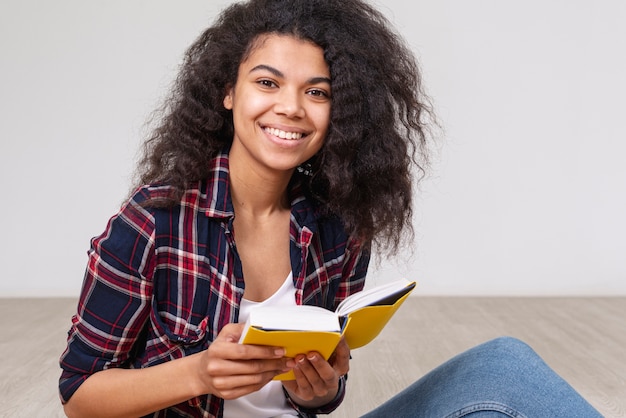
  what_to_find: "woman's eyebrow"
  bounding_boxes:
[250,64,331,85]
[309,76,332,85]
[250,64,283,77]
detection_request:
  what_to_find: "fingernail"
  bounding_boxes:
[286,359,295,368]
[274,348,285,356]
[307,353,317,362]
[297,355,306,364]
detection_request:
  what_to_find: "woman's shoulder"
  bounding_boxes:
[128,183,179,204]
[127,181,208,208]
[127,150,228,211]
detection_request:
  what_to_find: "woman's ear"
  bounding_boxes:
[223,87,233,110]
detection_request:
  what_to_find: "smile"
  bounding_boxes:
[263,126,304,140]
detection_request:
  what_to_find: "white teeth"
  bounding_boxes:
[265,127,303,140]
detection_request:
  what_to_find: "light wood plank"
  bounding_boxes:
[1,297,623,417]
[0,298,75,418]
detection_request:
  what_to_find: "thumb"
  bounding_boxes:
[217,322,245,343]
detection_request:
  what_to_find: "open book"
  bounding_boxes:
[239,279,417,380]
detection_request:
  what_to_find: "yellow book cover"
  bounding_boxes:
[239,279,416,380]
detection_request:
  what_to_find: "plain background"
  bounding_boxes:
[1,0,625,297]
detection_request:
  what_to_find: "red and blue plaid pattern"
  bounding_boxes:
[59,151,369,417]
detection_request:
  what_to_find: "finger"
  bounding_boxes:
[230,341,288,360]
[306,352,339,390]
[211,337,287,361]
[290,356,315,400]
[216,323,287,354]
[212,370,284,400]
[329,338,351,376]
[294,353,335,398]
[207,356,293,378]
[215,323,245,343]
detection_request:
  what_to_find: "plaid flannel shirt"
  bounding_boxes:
[59,151,369,417]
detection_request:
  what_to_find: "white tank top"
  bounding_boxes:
[222,272,299,418]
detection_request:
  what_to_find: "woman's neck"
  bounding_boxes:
[229,175,291,218]
[228,149,293,219]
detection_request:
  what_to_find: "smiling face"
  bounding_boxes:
[223,34,331,178]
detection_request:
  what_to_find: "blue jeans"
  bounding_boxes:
[361,337,602,417]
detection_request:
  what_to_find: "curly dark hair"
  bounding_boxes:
[136,0,435,254]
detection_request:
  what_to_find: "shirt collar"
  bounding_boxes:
[203,151,234,219]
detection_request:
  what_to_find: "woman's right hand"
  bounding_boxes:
[193,323,294,400]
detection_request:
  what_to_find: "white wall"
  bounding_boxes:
[1,0,624,297]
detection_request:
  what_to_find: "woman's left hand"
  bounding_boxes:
[282,338,350,408]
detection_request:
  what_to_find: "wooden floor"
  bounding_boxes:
[1,297,624,417]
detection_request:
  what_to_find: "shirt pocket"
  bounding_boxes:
[151,307,209,345]
[142,295,210,367]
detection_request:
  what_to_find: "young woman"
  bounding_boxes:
[59,0,602,417]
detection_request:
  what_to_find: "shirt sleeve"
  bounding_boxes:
[59,190,157,403]
[284,375,347,417]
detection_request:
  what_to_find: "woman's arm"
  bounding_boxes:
[63,353,202,418]
[64,324,293,418]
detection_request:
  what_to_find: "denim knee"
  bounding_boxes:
[362,336,602,418]
[481,336,535,357]
[466,336,544,383]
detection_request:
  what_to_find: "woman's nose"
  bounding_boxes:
[274,88,305,118]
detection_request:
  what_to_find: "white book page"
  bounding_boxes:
[247,305,340,332]
[335,279,415,316]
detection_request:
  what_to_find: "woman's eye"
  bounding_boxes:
[258,79,277,88]
[307,89,330,99]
